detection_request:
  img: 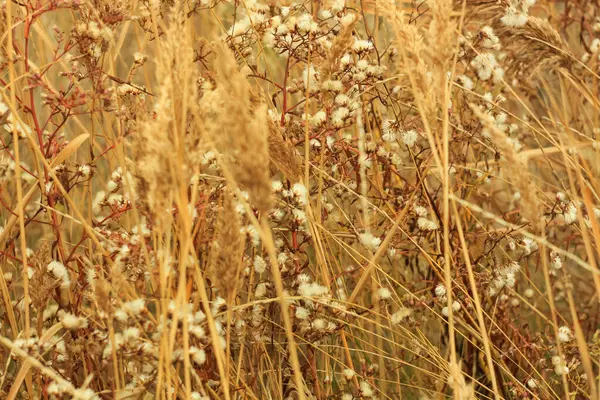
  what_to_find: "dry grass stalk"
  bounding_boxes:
[471,104,541,230]
[208,190,245,302]
[267,118,302,182]
[199,42,272,214]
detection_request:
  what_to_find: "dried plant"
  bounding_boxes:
[1,0,600,399]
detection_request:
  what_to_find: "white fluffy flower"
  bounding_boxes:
[292,183,308,205]
[413,205,429,217]
[298,282,329,297]
[360,380,374,397]
[470,53,497,81]
[401,130,418,147]
[190,346,207,365]
[359,231,381,251]
[331,107,350,127]
[343,368,356,380]
[61,312,88,330]
[457,75,474,91]
[417,217,438,231]
[501,6,528,27]
[480,26,501,49]
[435,284,447,298]
[558,326,572,343]
[391,308,412,324]
[552,355,569,375]
[78,164,91,177]
[550,251,563,271]
[378,287,392,300]
[47,260,71,289]
[321,80,343,92]
[254,255,267,274]
[254,283,267,298]
[562,202,577,224]
[295,306,310,320]
[451,300,461,312]
[352,39,374,53]
[123,299,145,315]
[312,318,327,331]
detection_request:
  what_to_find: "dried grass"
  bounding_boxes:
[1,0,600,399]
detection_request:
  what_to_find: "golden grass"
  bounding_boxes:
[1,0,600,399]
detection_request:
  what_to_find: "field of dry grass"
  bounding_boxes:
[2,0,600,398]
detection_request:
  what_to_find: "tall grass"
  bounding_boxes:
[1,0,600,399]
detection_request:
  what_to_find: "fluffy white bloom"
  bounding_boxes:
[505,272,516,288]
[435,285,447,299]
[417,217,438,231]
[562,202,577,224]
[381,119,398,142]
[295,306,310,320]
[190,346,207,365]
[292,208,307,224]
[254,255,267,274]
[558,326,572,343]
[47,260,71,289]
[310,111,327,126]
[123,299,145,315]
[550,251,563,271]
[73,388,100,400]
[391,308,412,324]
[521,238,538,255]
[480,26,501,49]
[331,107,350,127]
[321,80,343,92]
[552,355,569,375]
[312,318,327,331]
[298,282,329,297]
[343,368,356,380]
[295,13,318,34]
[340,13,355,27]
[340,53,353,67]
[378,287,392,300]
[254,283,267,298]
[78,164,91,177]
[123,327,140,341]
[457,75,474,91]
[43,304,60,321]
[331,0,345,13]
[470,53,497,81]
[352,39,374,53]
[501,6,528,27]
[292,183,308,205]
[359,231,381,251]
[277,252,288,265]
[401,129,418,147]
[271,180,283,192]
[360,380,374,397]
[451,300,461,312]
[107,180,118,192]
[61,312,88,329]
[413,205,429,217]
